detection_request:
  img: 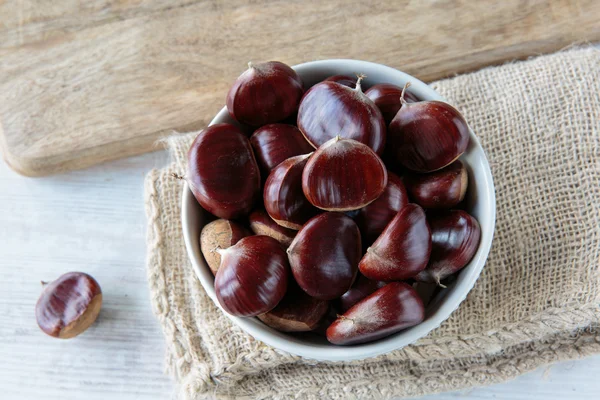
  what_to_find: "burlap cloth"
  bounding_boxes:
[145,47,600,399]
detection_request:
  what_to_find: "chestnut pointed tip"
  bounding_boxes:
[400,81,412,105]
[247,61,254,70]
[354,73,366,92]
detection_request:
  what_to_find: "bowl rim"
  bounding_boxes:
[181,59,496,361]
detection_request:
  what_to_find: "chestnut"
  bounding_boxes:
[249,208,297,247]
[326,282,424,345]
[297,75,386,154]
[404,160,468,209]
[337,274,387,312]
[249,123,314,175]
[287,213,361,300]
[36,272,102,339]
[200,219,250,275]
[226,61,304,126]
[388,83,470,172]
[365,83,419,124]
[416,210,481,286]
[215,235,289,317]
[359,204,432,281]
[302,137,388,211]
[258,282,329,332]
[264,154,319,230]
[186,123,261,219]
[354,171,409,245]
[324,74,356,88]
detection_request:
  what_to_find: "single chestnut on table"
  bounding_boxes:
[36,272,102,339]
[249,123,314,175]
[184,123,261,219]
[215,235,290,317]
[249,208,297,247]
[258,282,329,332]
[287,213,361,300]
[264,154,319,230]
[227,61,304,127]
[302,137,387,211]
[200,219,250,275]
[404,160,468,209]
[365,83,419,124]
[354,171,409,245]
[326,282,424,345]
[297,74,386,154]
[387,83,470,172]
[359,203,432,281]
[416,210,481,286]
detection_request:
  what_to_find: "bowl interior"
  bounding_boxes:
[182,59,496,361]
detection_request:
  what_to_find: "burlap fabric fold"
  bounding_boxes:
[145,47,600,399]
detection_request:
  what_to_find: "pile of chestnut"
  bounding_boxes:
[186,61,481,346]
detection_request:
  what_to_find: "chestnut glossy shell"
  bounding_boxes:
[338,274,387,313]
[250,124,314,175]
[215,235,289,317]
[226,61,304,126]
[287,213,361,300]
[258,283,329,332]
[324,75,356,88]
[187,123,261,219]
[365,83,419,124]
[416,210,481,284]
[264,154,318,229]
[326,282,424,345]
[249,208,297,247]
[35,272,102,339]
[302,137,388,211]
[359,203,432,281]
[404,160,468,209]
[388,101,470,172]
[355,172,409,244]
[297,81,386,154]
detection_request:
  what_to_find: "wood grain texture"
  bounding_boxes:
[1,150,600,398]
[1,0,600,176]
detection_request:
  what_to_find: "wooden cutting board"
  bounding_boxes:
[2,0,600,176]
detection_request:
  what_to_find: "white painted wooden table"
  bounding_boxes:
[1,151,599,399]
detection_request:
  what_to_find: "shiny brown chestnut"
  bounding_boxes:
[416,210,481,286]
[264,154,319,229]
[404,160,468,209]
[36,272,102,339]
[337,274,387,313]
[388,83,470,172]
[215,236,289,317]
[324,74,356,88]
[297,75,386,154]
[249,208,297,247]
[365,83,419,124]
[200,219,250,275]
[355,172,409,245]
[302,137,387,211]
[287,213,361,300]
[258,283,329,332]
[185,123,261,219]
[359,204,432,281]
[250,124,314,175]
[226,61,304,126]
[326,282,424,345]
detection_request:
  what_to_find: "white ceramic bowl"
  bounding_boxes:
[181,59,496,361]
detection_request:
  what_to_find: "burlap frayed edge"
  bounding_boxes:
[145,159,600,398]
[194,328,600,400]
